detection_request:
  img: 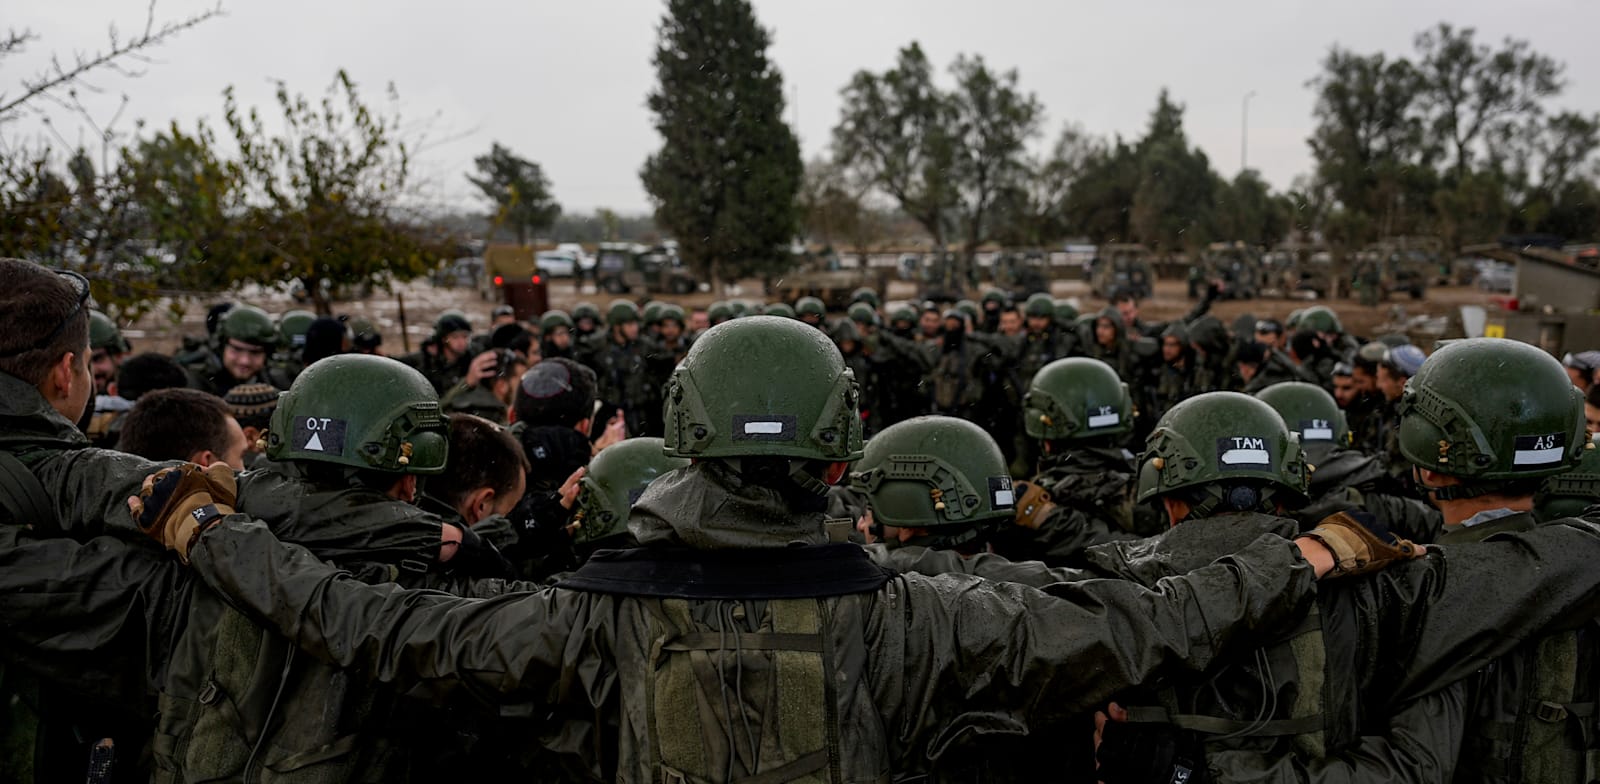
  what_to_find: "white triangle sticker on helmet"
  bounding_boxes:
[304,432,324,451]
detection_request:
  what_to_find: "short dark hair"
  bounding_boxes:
[1289,329,1323,360]
[514,358,597,428]
[117,388,234,463]
[115,353,190,401]
[1110,292,1138,306]
[438,414,529,512]
[1586,384,1600,410]
[0,259,91,386]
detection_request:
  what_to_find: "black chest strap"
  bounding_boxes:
[558,543,893,599]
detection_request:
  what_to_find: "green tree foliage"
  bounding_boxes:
[1307,24,1598,247]
[222,70,441,315]
[834,44,1041,283]
[640,0,802,290]
[467,142,560,245]
[1128,90,1220,252]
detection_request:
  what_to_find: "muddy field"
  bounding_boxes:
[118,274,1496,355]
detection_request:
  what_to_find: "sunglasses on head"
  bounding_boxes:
[0,270,91,359]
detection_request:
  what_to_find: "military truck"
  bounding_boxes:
[481,244,550,319]
[1089,244,1155,299]
[1192,242,1261,299]
[594,243,697,295]
[773,253,881,309]
[1356,237,1440,300]
[990,250,1052,300]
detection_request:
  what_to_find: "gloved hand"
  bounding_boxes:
[1298,511,1424,578]
[440,522,513,578]
[130,463,237,563]
[1096,714,1209,784]
[1013,481,1055,529]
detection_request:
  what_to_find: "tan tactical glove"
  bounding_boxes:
[131,463,237,563]
[1298,511,1424,578]
[1013,481,1056,529]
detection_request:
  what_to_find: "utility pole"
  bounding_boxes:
[1241,90,1257,173]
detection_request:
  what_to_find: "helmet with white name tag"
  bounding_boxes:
[1255,382,1350,447]
[663,316,863,462]
[1023,357,1133,442]
[1136,391,1310,511]
[1397,337,1584,486]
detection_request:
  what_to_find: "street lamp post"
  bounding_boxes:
[1241,90,1257,173]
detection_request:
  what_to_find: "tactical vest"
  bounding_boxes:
[1123,606,1334,764]
[151,562,418,784]
[561,544,893,783]
[1457,625,1600,784]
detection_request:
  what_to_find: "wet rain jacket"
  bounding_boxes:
[186,460,1320,782]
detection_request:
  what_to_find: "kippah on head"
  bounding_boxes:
[225,382,281,419]
[521,360,573,399]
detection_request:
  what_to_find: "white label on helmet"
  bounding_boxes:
[1514,433,1565,466]
[1302,427,1334,441]
[1217,436,1271,468]
[988,476,1015,508]
[743,421,785,435]
[1087,406,1121,429]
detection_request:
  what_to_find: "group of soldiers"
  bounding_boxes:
[6,252,1600,784]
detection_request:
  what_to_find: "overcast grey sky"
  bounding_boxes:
[9,0,1600,216]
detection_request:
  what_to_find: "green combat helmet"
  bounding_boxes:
[850,287,880,310]
[763,302,796,319]
[847,302,879,327]
[1529,435,1593,521]
[848,415,1017,547]
[607,300,641,326]
[1052,299,1079,325]
[1534,436,1600,522]
[707,301,734,325]
[264,354,447,473]
[433,310,471,340]
[663,316,862,462]
[642,301,665,327]
[659,304,687,327]
[1396,338,1585,491]
[572,437,690,546]
[888,304,917,326]
[1255,381,1351,448]
[1023,357,1132,442]
[572,302,602,326]
[1023,292,1054,319]
[89,310,131,354]
[1136,391,1310,514]
[980,289,1009,308]
[221,305,280,347]
[1299,305,1343,335]
[540,310,575,333]
[795,297,826,320]
[278,309,317,349]
[955,299,979,322]
[728,300,752,319]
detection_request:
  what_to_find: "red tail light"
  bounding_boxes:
[531,274,543,284]
[493,275,504,286]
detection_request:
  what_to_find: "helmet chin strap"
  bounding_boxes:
[1412,466,1507,501]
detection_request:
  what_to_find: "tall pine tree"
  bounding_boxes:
[641,0,802,290]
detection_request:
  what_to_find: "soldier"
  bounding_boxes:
[763,302,795,319]
[1256,381,1441,542]
[850,286,881,311]
[186,304,285,396]
[88,310,131,397]
[115,388,248,470]
[651,303,692,364]
[1563,350,1600,392]
[1238,333,1315,394]
[151,315,1387,782]
[273,308,316,383]
[795,296,828,329]
[577,299,657,437]
[705,300,734,328]
[539,310,576,360]
[642,300,666,340]
[1377,343,1426,477]
[568,436,688,556]
[1150,321,1199,419]
[440,346,525,425]
[147,353,512,782]
[1005,357,1153,558]
[347,317,383,356]
[399,310,478,394]
[1394,337,1600,784]
[571,301,602,340]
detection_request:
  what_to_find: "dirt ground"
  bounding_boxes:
[119,274,1495,355]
